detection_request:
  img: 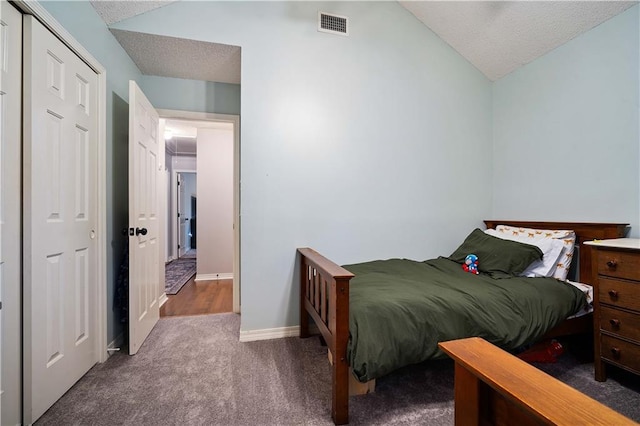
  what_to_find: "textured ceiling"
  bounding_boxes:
[91,1,637,83]
[110,29,241,84]
[90,0,176,25]
[400,1,636,81]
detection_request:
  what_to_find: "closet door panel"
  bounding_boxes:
[23,14,99,423]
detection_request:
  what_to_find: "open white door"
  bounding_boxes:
[23,15,99,423]
[128,81,163,355]
[0,2,22,424]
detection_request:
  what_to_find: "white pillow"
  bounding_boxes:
[485,228,565,277]
[494,225,576,280]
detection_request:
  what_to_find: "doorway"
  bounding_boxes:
[177,172,197,260]
[160,113,239,316]
[164,171,197,296]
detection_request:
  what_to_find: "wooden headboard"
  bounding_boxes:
[483,221,629,285]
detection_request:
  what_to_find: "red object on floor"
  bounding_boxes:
[517,339,564,363]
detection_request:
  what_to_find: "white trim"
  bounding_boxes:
[157,109,241,315]
[239,326,301,342]
[159,293,168,307]
[14,1,109,363]
[158,120,167,314]
[195,273,233,281]
[157,109,239,123]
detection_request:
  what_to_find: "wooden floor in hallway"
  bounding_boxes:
[161,277,233,317]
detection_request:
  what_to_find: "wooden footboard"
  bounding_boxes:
[439,337,636,425]
[298,248,353,425]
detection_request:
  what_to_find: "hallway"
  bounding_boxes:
[161,277,233,316]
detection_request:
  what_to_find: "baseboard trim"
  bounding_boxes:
[195,273,233,281]
[239,325,300,342]
[239,323,320,342]
[107,332,124,357]
[159,293,168,307]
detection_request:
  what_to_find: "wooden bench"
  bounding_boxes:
[439,337,636,426]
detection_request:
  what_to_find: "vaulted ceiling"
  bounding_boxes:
[90,1,637,83]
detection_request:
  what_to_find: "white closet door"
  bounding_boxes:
[0,1,22,424]
[23,15,99,423]
[128,80,162,355]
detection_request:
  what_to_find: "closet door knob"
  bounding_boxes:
[135,227,148,236]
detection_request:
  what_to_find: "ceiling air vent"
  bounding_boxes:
[318,12,349,36]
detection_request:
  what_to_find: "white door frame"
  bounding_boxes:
[15,1,108,362]
[158,109,240,314]
[172,170,196,261]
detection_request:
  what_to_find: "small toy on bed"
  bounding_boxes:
[462,254,479,275]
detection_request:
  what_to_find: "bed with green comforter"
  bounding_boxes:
[343,256,586,382]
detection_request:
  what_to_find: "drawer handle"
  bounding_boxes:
[608,290,619,299]
[611,347,621,359]
[606,260,617,268]
[609,319,621,328]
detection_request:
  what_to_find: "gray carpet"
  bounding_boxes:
[36,314,640,425]
[182,249,197,259]
[165,258,197,295]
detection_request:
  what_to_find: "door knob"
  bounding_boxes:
[135,227,148,236]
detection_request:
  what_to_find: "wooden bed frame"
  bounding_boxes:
[298,221,629,425]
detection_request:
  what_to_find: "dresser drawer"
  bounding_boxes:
[596,248,640,280]
[598,277,640,311]
[601,335,640,373]
[600,306,640,343]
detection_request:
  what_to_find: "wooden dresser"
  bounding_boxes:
[585,238,640,381]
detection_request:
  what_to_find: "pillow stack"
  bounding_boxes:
[449,228,543,278]
[487,225,576,280]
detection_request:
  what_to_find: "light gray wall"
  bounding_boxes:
[172,155,197,172]
[112,1,494,331]
[492,6,640,237]
[197,128,234,276]
[42,1,142,344]
[140,75,240,115]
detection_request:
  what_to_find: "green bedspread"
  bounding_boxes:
[342,257,586,382]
